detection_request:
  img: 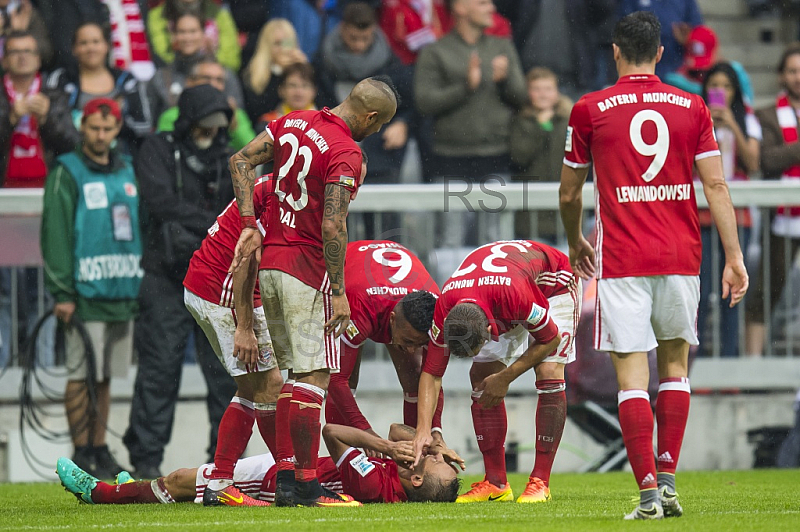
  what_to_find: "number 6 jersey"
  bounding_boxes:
[422,240,574,378]
[261,108,363,291]
[563,74,720,279]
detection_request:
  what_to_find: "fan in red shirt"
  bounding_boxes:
[182,175,283,507]
[412,240,580,504]
[324,240,445,443]
[228,76,398,507]
[559,12,748,520]
[57,423,460,505]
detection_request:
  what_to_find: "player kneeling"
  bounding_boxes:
[56,424,460,506]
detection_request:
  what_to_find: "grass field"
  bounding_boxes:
[1,470,798,531]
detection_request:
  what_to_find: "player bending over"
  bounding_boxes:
[56,424,460,505]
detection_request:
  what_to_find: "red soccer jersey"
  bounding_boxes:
[336,448,407,503]
[183,176,272,307]
[342,240,440,348]
[260,108,362,292]
[422,241,572,378]
[563,74,719,279]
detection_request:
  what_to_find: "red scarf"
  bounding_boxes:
[103,0,155,81]
[774,93,800,236]
[3,73,46,187]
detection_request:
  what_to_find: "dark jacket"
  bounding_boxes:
[136,85,234,278]
[45,67,153,154]
[0,78,79,185]
[510,96,573,181]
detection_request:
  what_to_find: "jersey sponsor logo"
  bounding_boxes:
[527,303,547,326]
[349,453,375,477]
[597,93,639,112]
[83,182,108,209]
[615,184,692,204]
[346,322,360,340]
[565,126,573,152]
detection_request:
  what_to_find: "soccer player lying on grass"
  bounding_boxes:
[56,424,461,505]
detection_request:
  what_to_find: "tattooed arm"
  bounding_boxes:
[228,130,274,272]
[322,183,351,338]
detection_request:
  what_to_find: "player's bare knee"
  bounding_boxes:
[469,361,504,389]
[164,468,196,500]
[535,362,564,381]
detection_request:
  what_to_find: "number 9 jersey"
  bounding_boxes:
[563,74,720,279]
[261,108,363,291]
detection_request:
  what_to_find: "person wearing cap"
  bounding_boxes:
[122,84,237,481]
[41,97,141,479]
[664,25,754,104]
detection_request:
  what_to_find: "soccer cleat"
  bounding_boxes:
[295,491,362,507]
[115,471,134,484]
[624,502,664,520]
[456,479,514,503]
[275,471,297,507]
[515,477,552,503]
[203,484,270,507]
[659,486,683,518]
[56,457,98,504]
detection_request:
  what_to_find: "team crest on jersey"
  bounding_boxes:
[346,322,360,340]
[527,303,547,326]
[339,175,356,188]
[350,453,375,477]
[565,126,573,152]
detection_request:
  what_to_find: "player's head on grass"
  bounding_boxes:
[339,76,399,141]
[391,291,437,354]
[612,11,663,68]
[399,451,461,503]
[444,303,490,358]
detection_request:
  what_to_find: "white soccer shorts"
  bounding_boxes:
[184,289,277,377]
[258,269,340,374]
[595,275,700,353]
[473,282,582,366]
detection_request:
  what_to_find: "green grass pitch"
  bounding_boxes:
[0,470,798,531]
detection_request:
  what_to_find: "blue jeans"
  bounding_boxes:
[698,226,750,357]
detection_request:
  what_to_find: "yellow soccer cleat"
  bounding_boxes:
[516,477,552,503]
[456,479,513,503]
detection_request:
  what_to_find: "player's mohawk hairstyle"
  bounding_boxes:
[613,11,661,65]
[398,290,436,333]
[444,303,489,359]
[368,74,401,108]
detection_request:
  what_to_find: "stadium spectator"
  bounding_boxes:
[0,30,78,188]
[41,98,141,479]
[123,84,237,480]
[269,0,342,58]
[146,11,243,122]
[414,0,525,244]
[697,62,760,358]
[0,0,52,68]
[317,2,411,181]
[45,21,153,156]
[156,57,255,151]
[147,0,241,71]
[241,18,308,127]
[664,25,755,104]
[226,0,269,68]
[254,61,317,131]
[501,0,600,100]
[510,67,572,240]
[228,78,397,507]
[619,0,703,79]
[745,43,800,358]
[379,0,449,65]
[560,12,748,519]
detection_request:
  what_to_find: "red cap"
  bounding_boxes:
[82,98,122,122]
[685,25,718,71]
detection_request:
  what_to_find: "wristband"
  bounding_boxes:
[241,215,258,230]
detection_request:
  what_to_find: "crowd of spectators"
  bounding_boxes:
[1,0,799,473]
